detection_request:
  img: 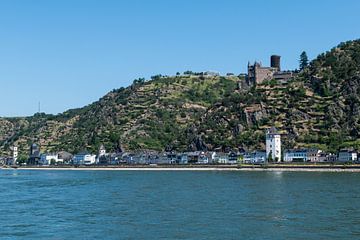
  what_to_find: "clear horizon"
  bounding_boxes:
[1,0,359,117]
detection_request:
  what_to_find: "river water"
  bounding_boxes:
[0,170,360,239]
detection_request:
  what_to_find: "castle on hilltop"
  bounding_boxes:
[246,55,296,86]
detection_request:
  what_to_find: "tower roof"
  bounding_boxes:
[267,127,279,135]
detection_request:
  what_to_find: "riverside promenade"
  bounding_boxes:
[3,164,360,172]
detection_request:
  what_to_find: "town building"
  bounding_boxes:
[120,153,134,164]
[187,151,209,164]
[285,149,322,162]
[215,153,229,164]
[317,152,338,162]
[228,152,238,164]
[73,153,97,165]
[107,152,122,165]
[167,152,178,164]
[58,151,73,165]
[307,149,323,162]
[28,143,40,165]
[197,152,209,164]
[266,127,281,162]
[243,151,266,164]
[97,145,111,165]
[325,153,338,162]
[284,149,324,162]
[207,152,217,164]
[284,149,307,162]
[242,151,266,164]
[40,153,64,165]
[99,144,106,156]
[338,150,358,163]
[177,153,188,164]
[0,157,6,165]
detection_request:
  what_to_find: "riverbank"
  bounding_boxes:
[3,164,360,172]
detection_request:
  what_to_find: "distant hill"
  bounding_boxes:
[1,39,360,157]
[0,74,240,157]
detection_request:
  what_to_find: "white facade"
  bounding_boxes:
[99,145,106,156]
[243,151,266,164]
[284,149,307,162]
[209,152,217,163]
[97,145,107,164]
[40,154,64,165]
[12,146,18,162]
[13,146,19,162]
[73,153,97,165]
[84,155,96,165]
[216,154,229,164]
[266,128,281,162]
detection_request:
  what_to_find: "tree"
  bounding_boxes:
[299,51,309,70]
[17,155,28,165]
[267,150,273,163]
[151,75,162,81]
[133,78,145,85]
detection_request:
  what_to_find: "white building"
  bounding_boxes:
[73,153,97,165]
[99,144,106,156]
[243,151,266,164]
[12,146,18,163]
[97,144,107,164]
[338,150,357,162]
[266,127,281,162]
[198,152,209,164]
[307,149,323,162]
[284,149,308,162]
[215,153,229,164]
[40,153,64,165]
[208,152,217,164]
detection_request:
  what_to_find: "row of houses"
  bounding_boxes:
[69,151,240,166]
[242,149,358,164]
[283,149,357,163]
[2,130,360,166]
[33,148,360,166]
[8,148,240,166]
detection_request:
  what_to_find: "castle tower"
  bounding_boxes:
[12,146,18,165]
[266,127,281,162]
[270,55,281,71]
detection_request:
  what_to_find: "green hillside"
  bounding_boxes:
[1,39,360,156]
[0,74,241,155]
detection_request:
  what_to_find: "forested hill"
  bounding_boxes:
[1,39,360,156]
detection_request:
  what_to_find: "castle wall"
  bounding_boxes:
[255,67,275,84]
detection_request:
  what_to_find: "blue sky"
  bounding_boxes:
[0,0,359,116]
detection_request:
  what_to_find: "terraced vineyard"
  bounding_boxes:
[1,39,360,156]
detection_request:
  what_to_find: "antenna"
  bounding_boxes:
[38,101,41,113]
